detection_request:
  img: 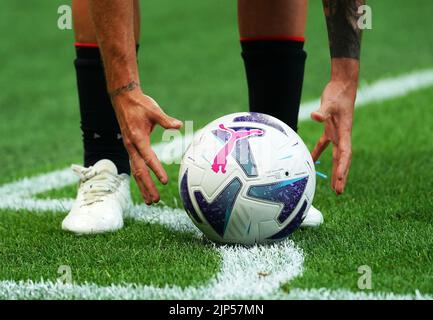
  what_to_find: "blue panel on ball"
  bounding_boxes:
[212,128,230,143]
[179,170,202,224]
[267,200,308,240]
[234,138,259,177]
[247,176,308,224]
[233,112,287,136]
[194,177,242,237]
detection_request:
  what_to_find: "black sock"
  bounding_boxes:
[241,40,307,132]
[74,45,131,174]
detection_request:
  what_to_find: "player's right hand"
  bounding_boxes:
[111,88,183,205]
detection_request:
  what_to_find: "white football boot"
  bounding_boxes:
[300,205,324,228]
[62,159,132,234]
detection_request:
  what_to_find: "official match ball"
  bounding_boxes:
[178,112,315,245]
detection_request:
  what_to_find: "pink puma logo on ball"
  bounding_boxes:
[211,124,264,174]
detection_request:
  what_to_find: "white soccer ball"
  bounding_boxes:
[179,112,315,245]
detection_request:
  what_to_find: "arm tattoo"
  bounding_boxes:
[323,0,364,59]
[109,81,140,99]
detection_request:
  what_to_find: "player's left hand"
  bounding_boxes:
[311,79,357,195]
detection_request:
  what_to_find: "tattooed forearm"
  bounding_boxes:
[323,0,364,59]
[109,81,140,99]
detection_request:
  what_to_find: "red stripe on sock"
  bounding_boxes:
[74,42,99,48]
[240,36,305,42]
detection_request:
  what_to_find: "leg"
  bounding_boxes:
[62,0,141,235]
[238,1,323,230]
[238,0,308,131]
[72,0,141,174]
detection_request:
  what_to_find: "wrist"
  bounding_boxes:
[109,82,144,112]
[109,81,141,101]
[330,58,360,86]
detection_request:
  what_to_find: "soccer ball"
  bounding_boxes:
[178,112,315,245]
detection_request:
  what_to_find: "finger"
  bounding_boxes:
[334,147,352,195]
[130,149,161,203]
[311,103,332,123]
[139,165,161,203]
[132,165,152,204]
[311,110,327,123]
[130,155,152,204]
[133,163,160,204]
[125,143,151,204]
[152,109,183,130]
[143,94,183,129]
[134,136,169,185]
[135,171,152,205]
[334,124,353,194]
[331,146,339,192]
[311,133,331,162]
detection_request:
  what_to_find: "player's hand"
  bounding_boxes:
[112,89,183,205]
[311,79,357,195]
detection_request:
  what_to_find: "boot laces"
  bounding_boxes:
[72,164,121,206]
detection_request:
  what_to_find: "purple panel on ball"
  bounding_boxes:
[194,177,242,237]
[267,200,308,240]
[247,176,308,223]
[233,112,287,136]
[179,170,202,224]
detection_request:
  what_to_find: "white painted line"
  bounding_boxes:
[0,168,75,198]
[1,278,432,300]
[0,168,76,212]
[0,197,74,213]
[275,288,433,300]
[129,205,202,237]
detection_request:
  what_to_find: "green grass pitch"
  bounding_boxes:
[0,0,432,298]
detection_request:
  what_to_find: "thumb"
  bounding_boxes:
[156,111,183,129]
[143,94,183,129]
[311,103,331,123]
